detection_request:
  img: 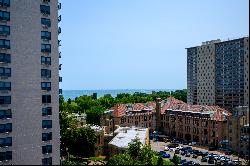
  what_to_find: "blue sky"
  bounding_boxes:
[59,0,249,90]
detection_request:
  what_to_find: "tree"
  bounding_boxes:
[86,106,105,125]
[127,137,142,160]
[170,154,181,165]
[106,154,134,165]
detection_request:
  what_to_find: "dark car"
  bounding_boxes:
[208,159,215,164]
[208,146,217,151]
[192,150,200,155]
[159,151,166,156]
[186,161,195,165]
[201,157,208,162]
[192,154,198,158]
[201,152,209,157]
[180,159,187,164]
[175,149,180,154]
[181,150,186,156]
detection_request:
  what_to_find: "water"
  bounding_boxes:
[62,89,176,100]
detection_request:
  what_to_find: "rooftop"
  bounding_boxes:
[108,126,148,149]
[109,97,231,121]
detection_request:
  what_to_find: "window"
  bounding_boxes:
[0,109,11,119]
[0,96,10,104]
[42,157,52,165]
[0,137,12,147]
[0,53,10,63]
[41,44,51,53]
[41,31,51,40]
[42,120,52,129]
[0,123,12,133]
[41,56,51,65]
[0,10,10,21]
[59,89,62,94]
[0,0,10,7]
[41,82,51,91]
[42,95,51,103]
[0,67,11,77]
[41,69,51,78]
[41,18,51,27]
[0,82,10,91]
[42,132,52,141]
[0,25,10,35]
[0,39,10,49]
[40,5,50,15]
[42,145,52,154]
[42,107,52,116]
[0,151,12,161]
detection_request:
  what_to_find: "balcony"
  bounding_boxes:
[59,77,62,82]
[0,39,10,49]
[42,0,50,3]
[58,2,61,10]
[0,53,10,64]
[59,64,62,70]
[40,5,50,16]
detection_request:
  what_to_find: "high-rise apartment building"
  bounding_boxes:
[0,0,62,165]
[187,37,249,111]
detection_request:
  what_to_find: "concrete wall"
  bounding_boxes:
[0,0,60,165]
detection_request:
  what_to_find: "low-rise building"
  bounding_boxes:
[108,126,149,155]
[88,125,105,156]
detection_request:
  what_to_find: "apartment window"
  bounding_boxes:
[0,0,10,7]
[40,5,50,15]
[41,18,51,27]
[0,123,11,133]
[41,69,51,78]
[41,31,51,40]
[0,39,10,49]
[42,120,52,129]
[0,96,10,104]
[0,53,10,63]
[0,151,12,161]
[59,89,62,94]
[42,0,50,3]
[42,107,52,116]
[0,25,9,35]
[0,109,11,119]
[42,132,52,141]
[42,157,52,165]
[41,82,51,91]
[0,11,10,21]
[0,82,10,91]
[41,44,51,53]
[42,95,51,104]
[42,145,52,154]
[0,137,12,147]
[41,56,51,65]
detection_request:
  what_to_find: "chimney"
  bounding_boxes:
[156,98,162,132]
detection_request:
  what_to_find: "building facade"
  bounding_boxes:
[187,37,249,111]
[0,0,61,164]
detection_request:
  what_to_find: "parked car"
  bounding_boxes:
[162,153,171,158]
[192,150,200,155]
[201,152,209,157]
[169,148,176,152]
[175,149,180,154]
[225,151,232,155]
[185,153,191,157]
[208,146,217,151]
[183,141,189,145]
[180,159,187,164]
[159,151,166,156]
[164,146,169,151]
[180,151,186,156]
[201,157,208,162]
[232,159,242,165]
[208,158,215,164]
[186,161,195,165]
[192,154,198,158]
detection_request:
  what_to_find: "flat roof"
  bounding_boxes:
[109,126,148,148]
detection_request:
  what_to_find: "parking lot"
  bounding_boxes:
[150,140,247,165]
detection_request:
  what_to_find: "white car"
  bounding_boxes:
[176,146,183,150]
[164,146,169,151]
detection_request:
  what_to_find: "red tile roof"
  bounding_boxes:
[110,97,231,121]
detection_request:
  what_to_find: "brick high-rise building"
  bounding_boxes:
[187,37,249,111]
[0,0,62,165]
